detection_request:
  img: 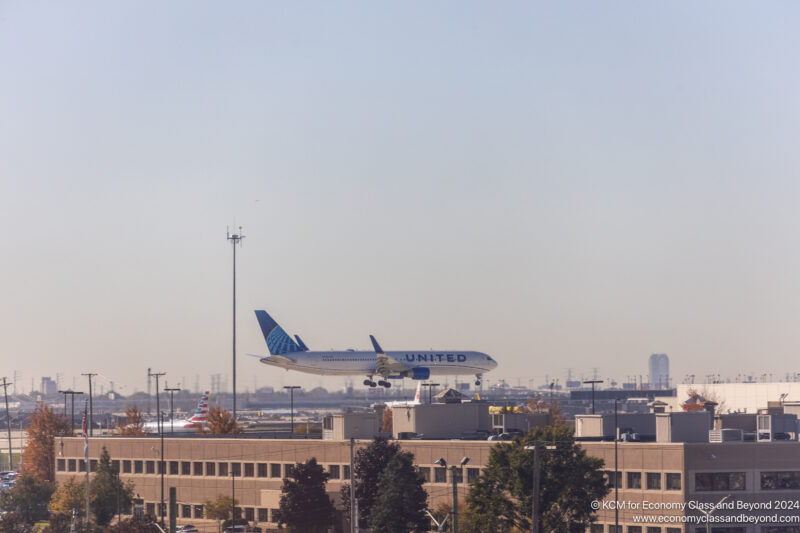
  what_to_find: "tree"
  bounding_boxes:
[21,403,72,482]
[117,405,146,436]
[466,424,609,533]
[0,511,31,533]
[49,477,86,516]
[202,406,243,435]
[339,436,401,526]
[368,453,428,533]
[115,514,160,533]
[275,458,335,532]
[90,446,134,525]
[0,473,55,525]
[293,423,321,434]
[204,494,237,532]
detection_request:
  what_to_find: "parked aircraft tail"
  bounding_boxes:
[189,391,210,422]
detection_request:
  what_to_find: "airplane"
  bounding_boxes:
[142,391,210,433]
[252,309,498,388]
[384,382,423,407]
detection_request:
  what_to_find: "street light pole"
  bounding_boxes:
[227,226,245,421]
[149,371,165,528]
[164,388,181,435]
[1,378,12,471]
[614,398,620,532]
[583,380,603,415]
[284,386,301,435]
[82,373,97,436]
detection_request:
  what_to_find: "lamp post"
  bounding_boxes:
[583,380,603,414]
[81,373,97,436]
[614,398,620,532]
[227,226,245,420]
[164,387,181,435]
[434,457,470,533]
[422,383,440,405]
[284,386,301,435]
[525,442,557,533]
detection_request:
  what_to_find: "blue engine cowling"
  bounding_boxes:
[406,367,430,380]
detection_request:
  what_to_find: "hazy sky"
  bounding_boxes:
[2,2,800,395]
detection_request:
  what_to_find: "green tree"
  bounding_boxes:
[368,453,428,533]
[0,473,55,525]
[466,424,609,533]
[49,476,86,516]
[90,446,134,525]
[339,436,401,526]
[204,495,237,532]
[275,458,335,532]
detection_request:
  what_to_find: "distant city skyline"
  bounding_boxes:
[3,2,800,393]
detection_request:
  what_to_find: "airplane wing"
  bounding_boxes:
[370,335,411,376]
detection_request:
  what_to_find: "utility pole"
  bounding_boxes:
[1,378,12,470]
[531,442,540,533]
[149,371,166,528]
[349,438,356,533]
[614,398,620,533]
[82,373,97,436]
[284,386,300,435]
[164,388,181,435]
[227,226,245,420]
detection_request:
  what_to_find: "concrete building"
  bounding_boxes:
[391,402,490,439]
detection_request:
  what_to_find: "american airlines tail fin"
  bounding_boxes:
[189,391,210,422]
[255,310,307,355]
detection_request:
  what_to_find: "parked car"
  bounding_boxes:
[176,525,199,533]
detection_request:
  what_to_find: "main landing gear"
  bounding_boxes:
[475,374,483,387]
[363,376,391,388]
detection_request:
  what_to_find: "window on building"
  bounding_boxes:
[646,527,662,533]
[665,529,681,533]
[112,460,120,473]
[627,472,642,489]
[159,502,166,517]
[232,462,242,477]
[205,462,215,476]
[695,472,745,491]
[270,509,280,523]
[343,465,350,480]
[590,525,604,533]
[182,504,191,518]
[168,461,178,475]
[418,467,431,482]
[158,460,164,474]
[435,467,447,483]
[245,508,254,521]
[270,463,281,478]
[193,462,203,476]
[646,473,661,490]
[760,471,800,490]
[90,460,97,472]
[193,505,204,519]
[244,463,254,477]
[57,459,66,472]
[666,473,681,490]
[257,508,269,523]
[606,470,622,488]
[181,461,191,475]
[146,461,155,474]
[79,459,86,472]
[122,460,130,473]
[328,465,340,480]
[452,467,464,484]
[323,416,333,430]
[146,503,155,516]
[257,463,268,478]
[467,467,480,483]
[628,527,642,533]
[609,527,622,533]
[218,462,229,476]
[283,464,293,478]
[68,459,77,472]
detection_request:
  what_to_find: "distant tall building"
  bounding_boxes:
[648,354,670,389]
[41,376,57,396]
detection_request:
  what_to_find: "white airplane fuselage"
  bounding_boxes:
[259,350,497,377]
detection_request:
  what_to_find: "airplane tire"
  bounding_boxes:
[363,379,372,386]
[475,380,481,386]
[383,382,391,388]
[369,382,377,388]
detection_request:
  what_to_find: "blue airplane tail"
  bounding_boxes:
[255,310,307,355]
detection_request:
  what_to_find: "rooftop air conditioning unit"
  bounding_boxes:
[710,429,743,443]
